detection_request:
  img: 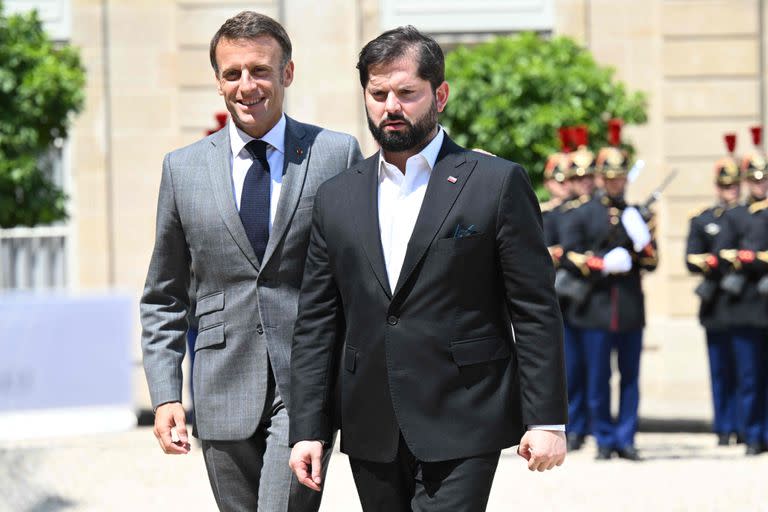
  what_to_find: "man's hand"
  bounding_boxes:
[153,402,191,454]
[517,430,566,472]
[289,441,324,492]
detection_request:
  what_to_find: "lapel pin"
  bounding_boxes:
[296,147,304,157]
[447,176,457,183]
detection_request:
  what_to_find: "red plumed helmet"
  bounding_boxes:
[724,133,737,154]
[572,125,589,148]
[607,119,623,146]
[558,127,571,153]
[751,126,762,148]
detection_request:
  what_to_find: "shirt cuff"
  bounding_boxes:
[527,424,566,431]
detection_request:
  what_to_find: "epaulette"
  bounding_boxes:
[563,195,589,212]
[687,205,709,220]
[539,199,560,213]
[748,198,768,213]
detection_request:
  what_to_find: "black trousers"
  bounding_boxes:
[348,435,500,512]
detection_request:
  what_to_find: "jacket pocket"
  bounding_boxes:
[296,195,316,211]
[433,232,486,253]
[196,291,224,316]
[194,323,225,351]
[344,346,357,373]
[449,336,510,366]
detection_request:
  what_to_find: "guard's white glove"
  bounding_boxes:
[621,207,651,252]
[602,247,633,275]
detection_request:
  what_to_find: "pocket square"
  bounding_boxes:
[453,224,479,239]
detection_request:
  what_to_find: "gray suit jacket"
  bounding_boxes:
[141,116,362,440]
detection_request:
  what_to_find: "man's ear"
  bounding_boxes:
[435,81,449,113]
[282,60,295,87]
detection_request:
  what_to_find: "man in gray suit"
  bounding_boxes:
[140,11,362,511]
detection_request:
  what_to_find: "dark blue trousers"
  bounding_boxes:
[583,328,642,450]
[731,327,766,445]
[705,329,738,435]
[564,322,589,436]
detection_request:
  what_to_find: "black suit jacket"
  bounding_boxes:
[289,136,567,463]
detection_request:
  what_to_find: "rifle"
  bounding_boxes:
[637,169,678,221]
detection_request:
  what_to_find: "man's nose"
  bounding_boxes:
[384,92,401,114]
[239,71,258,93]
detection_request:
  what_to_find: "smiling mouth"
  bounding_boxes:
[239,97,266,107]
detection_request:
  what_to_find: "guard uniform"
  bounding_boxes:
[685,135,741,445]
[560,122,657,460]
[714,128,768,455]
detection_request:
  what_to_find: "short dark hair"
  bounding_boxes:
[356,25,445,91]
[209,11,292,76]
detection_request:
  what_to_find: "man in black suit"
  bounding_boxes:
[288,26,568,511]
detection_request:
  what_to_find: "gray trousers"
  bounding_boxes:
[201,374,332,512]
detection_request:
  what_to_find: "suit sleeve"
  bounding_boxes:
[714,210,740,273]
[289,186,342,446]
[685,216,713,275]
[496,165,568,426]
[139,153,191,409]
[559,206,601,282]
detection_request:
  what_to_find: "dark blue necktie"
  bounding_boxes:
[239,139,271,261]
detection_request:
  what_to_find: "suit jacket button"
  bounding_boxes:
[256,324,264,335]
[387,315,398,325]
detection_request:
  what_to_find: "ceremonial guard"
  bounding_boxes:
[715,126,768,455]
[560,120,658,461]
[685,134,741,446]
[555,125,597,451]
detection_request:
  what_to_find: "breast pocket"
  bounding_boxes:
[433,232,486,253]
[296,195,316,211]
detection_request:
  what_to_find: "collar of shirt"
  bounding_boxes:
[377,127,444,187]
[229,113,286,160]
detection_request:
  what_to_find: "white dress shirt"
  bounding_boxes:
[229,114,286,230]
[376,127,564,433]
[378,128,444,292]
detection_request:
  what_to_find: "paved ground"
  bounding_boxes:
[1,428,767,512]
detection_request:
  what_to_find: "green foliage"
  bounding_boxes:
[0,1,85,227]
[441,32,647,197]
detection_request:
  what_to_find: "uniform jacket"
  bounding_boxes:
[685,202,738,329]
[714,197,768,328]
[560,193,658,331]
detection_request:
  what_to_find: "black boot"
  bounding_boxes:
[595,446,613,460]
[745,443,763,456]
[616,445,642,461]
[567,433,586,451]
[717,433,731,446]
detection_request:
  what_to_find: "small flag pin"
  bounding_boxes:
[447,176,457,183]
[296,147,304,156]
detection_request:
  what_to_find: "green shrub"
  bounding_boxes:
[442,32,647,197]
[0,1,85,227]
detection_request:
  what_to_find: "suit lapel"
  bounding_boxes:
[351,155,392,299]
[261,116,310,268]
[392,137,477,298]
[207,127,261,270]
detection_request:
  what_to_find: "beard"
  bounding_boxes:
[367,99,438,153]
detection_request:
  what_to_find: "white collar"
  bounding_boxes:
[229,114,286,158]
[378,126,445,177]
